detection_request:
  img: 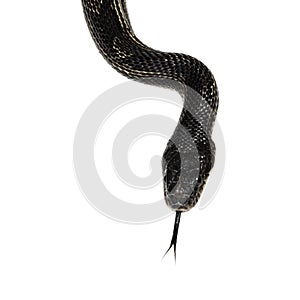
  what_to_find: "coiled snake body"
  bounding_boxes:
[82,0,219,258]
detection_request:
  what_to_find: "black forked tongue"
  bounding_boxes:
[163,211,182,261]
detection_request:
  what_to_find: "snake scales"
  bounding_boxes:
[81,0,219,259]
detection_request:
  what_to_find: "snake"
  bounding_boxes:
[81,0,219,259]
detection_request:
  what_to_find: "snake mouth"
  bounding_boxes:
[164,175,208,212]
[164,193,196,212]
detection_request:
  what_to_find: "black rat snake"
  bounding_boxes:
[81,0,219,259]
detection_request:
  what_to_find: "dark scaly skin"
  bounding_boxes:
[81,0,219,258]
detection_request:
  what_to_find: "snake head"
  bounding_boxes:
[162,139,214,212]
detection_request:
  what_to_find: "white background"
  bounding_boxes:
[1,0,300,299]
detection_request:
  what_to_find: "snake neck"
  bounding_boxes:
[82,0,219,117]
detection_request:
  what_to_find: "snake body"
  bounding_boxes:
[82,0,219,258]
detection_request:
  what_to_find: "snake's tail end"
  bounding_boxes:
[163,211,182,262]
